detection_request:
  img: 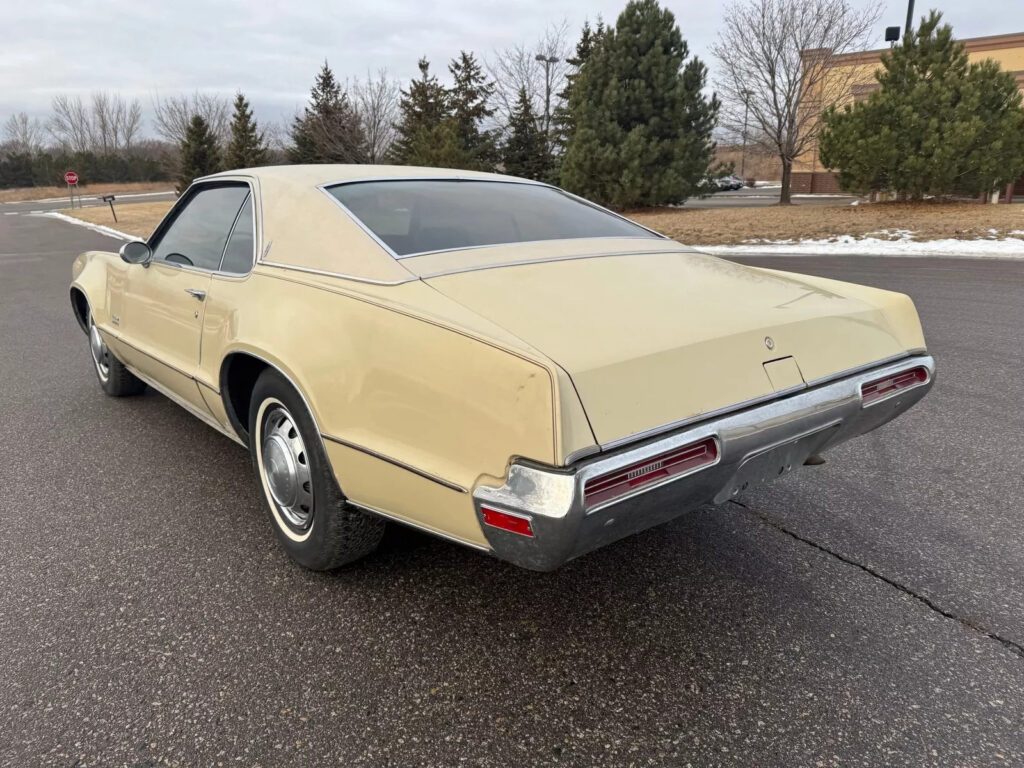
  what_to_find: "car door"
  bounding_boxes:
[118,182,251,413]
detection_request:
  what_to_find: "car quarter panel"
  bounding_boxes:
[198,270,568,546]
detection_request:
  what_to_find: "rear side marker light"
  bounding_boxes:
[860,366,929,406]
[583,436,719,510]
[481,507,534,537]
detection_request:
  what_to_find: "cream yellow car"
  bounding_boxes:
[70,165,934,571]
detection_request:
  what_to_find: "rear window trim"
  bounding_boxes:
[317,177,666,260]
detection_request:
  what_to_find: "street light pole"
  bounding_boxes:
[535,54,560,136]
[905,0,915,37]
[740,89,752,180]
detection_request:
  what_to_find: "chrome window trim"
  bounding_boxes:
[316,177,667,261]
[597,350,921,453]
[147,176,261,279]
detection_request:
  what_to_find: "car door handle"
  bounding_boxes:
[185,288,207,301]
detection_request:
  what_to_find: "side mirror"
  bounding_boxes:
[119,240,152,265]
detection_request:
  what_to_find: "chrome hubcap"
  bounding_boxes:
[89,319,110,380]
[261,406,314,532]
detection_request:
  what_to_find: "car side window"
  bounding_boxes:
[150,184,250,271]
[219,194,255,274]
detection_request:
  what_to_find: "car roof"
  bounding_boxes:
[202,164,523,186]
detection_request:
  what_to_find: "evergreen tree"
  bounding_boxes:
[502,88,548,180]
[820,11,1024,199]
[177,114,220,192]
[289,60,367,164]
[551,19,607,160]
[389,58,452,165]
[560,0,718,208]
[223,91,268,171]
[448,51,497,170]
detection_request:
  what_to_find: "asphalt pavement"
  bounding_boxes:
[1,211,1022,767]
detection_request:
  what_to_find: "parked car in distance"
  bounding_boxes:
[71,165,934,571]
[714,174,745,191]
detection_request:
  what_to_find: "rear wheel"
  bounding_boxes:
[88,312,145,397]
[249,368,385,570]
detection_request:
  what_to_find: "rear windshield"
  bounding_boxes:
[326,179,658,257]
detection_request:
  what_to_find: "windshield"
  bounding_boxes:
[326,179,659,258]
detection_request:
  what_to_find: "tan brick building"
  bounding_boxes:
[793,32,1024,195]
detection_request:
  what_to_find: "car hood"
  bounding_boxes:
[421,247,924,447]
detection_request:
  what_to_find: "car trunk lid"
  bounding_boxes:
[422,249,912,448]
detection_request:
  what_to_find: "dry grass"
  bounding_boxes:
[628,202,1024,245]
[0,181,171,204]
[59,197,1024,247]
[61,200,172,239]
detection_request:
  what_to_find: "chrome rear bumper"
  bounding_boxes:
[473,354,934,571]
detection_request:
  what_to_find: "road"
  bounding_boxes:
[1,212,1023,767]
[0,189,177,216]
[685,186,859,208]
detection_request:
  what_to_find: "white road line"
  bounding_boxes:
[3,212,17,215]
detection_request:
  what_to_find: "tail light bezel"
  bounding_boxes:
[860,365,930,407]
[582,435,720,513]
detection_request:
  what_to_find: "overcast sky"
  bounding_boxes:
[1,0,1020,136]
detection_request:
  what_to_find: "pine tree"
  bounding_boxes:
[560,0,718,208]
[502,88,548,180]
[289,60,367,164]
[389,58,452,165]
[820,11,1024,199]
[177,114,220,193]
[223,92,268,171]
[448,51,497,170]
[551,20,607,160]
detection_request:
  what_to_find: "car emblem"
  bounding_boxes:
[764,336,775,350]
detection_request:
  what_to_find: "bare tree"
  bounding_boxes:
[487,21,571,137]
[48,94,93,152]
[352,69,401,163]
[1,112,43,154]
[152,92,231,146]
[713,0,881,203]
[46,92,144,153]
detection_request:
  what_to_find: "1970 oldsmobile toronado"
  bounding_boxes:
[70,165,934,571]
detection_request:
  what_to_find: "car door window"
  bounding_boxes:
[151,185,250,271]
[219,194,255,274]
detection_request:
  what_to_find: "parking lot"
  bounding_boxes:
[2,211,1023,766]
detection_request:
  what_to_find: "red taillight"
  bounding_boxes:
[860,366,929,405]
[583,436,719,510]
[481,507,534,537]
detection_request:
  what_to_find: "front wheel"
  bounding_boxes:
[249,369,385,570]
[88,312,145,397]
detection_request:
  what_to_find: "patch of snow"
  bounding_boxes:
[699,235,1024,259]
[753,181,781,188]
[35,211,136,241]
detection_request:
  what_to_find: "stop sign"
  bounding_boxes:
[64,170,78,185]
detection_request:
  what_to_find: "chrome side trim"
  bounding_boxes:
[257,260,419,286]
[398,236,665,261]
[321,434,468,493]
[598,351,916,452]
[121,360,246,448]
[417,248,695,280]
[349,499,490,552]
[105,328,218,392]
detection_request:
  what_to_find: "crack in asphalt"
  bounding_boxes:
[728,499,1024,660]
